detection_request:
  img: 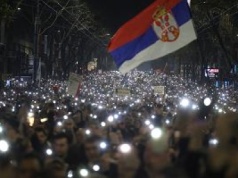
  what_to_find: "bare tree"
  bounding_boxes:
[36,0,108,78]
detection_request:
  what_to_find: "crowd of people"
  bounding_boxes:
[0,70,238,178]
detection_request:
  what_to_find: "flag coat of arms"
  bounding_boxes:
[108,0,197,74]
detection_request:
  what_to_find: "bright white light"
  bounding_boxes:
[149,124,154,130]
[114,114,119,119]
[67,170,73,178]
[79,169,89,177]
[63,115,68,120]
[209,139,219,145]
[192,104,198,110]
[138,113,141,116]
[98,105,103,109]
[119,144,131,154]
[151,128,163,139]
[218,109,223,113]
[93,115,97,119]
[0,140,9,152]
[101,122,106,127]
[0,126,3,133]
[85,129,91,135]
[180,98,190,108]
[28,112,34,117]
[81,99,86,103]
[151,115,155,119]
[100,142,107,149]
[204,97,212,106]
[187,0,191,6]
[155,97,161,103]
[57,122,63,127]
[46,148,53,156]
[108,115,114,122]
[93,164,100,171]
[145,120,150,125]
[165,120,170,124]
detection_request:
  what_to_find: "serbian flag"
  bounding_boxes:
[108,0,197,74]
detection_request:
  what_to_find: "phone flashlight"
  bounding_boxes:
[151,128,163,139]
[99,142,107,150]
[67,170,73,178]
[0,140,9,153]
[92,164,100,172]
[100,122,106,127]
[118,144,131,154]
[57,122,63,127]
[0,125,3,133]
[145,120,150,126]
[209,138,219,146]
[46,148,53,156]
[85,129,91,135]
[79,169,89,177]
[108,115,114,122]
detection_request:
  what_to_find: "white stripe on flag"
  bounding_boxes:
[119,20,197,74]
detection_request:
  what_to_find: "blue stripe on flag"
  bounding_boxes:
[111,27,159,67]
[171,0,191,26]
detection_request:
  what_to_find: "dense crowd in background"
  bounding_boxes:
[0,70,238,178]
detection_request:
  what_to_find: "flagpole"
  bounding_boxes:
[39,58,41,87]
[162,62,168,73]
[36,57,41,87]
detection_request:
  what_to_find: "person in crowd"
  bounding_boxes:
[203,113,238,178]
[0,71,238,178]
[44,158,67,178]
[154,104,164,127]
[18,153,43,178]
[4,118,32,160]
[52,132,82,170]
[0,155,17,178]
[83,136,102,164]
[63,118,77,144]
[31,127,50,156]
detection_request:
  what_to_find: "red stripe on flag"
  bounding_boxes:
[108,0,181,52]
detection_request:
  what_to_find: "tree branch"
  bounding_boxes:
[39,0,71,35]
[39,11,61,35]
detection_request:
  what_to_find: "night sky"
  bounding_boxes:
[86,0,154,33]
